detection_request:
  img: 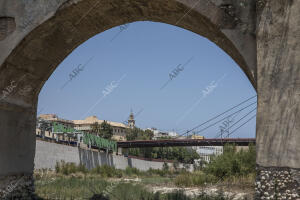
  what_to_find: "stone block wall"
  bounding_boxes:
[0,174,35,200]
[255,166,300,199]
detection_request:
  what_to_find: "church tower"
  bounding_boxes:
[128,109,135,129]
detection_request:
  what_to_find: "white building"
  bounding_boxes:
[146,128,178,139]
[193,146,223,163]
[168,131,179,137]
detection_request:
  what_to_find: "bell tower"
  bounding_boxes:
[128,109,135,129]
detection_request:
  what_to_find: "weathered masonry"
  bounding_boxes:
[0,0,299,199]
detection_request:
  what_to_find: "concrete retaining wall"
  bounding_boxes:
[34,140,193,171]
[35,140,80,169]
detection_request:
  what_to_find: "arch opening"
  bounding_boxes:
[33,20,257,198]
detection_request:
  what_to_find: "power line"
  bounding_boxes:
[176,100,257,138]
[191,102,256,136]
[214,107,257,138]
[176,95,257,137]
[224,114,257,138]
[188,113,256,152]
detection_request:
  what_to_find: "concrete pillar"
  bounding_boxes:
[0,103,36,198]
[256,1,300,198]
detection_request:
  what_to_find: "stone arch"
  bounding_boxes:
[0,0,256,173]
[1,1,299,199]
[0,0,258,197]
[0,0,257,102]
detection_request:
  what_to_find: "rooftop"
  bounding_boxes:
[39,114,128,128]
[72,116,127,128]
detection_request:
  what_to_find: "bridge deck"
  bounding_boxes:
[117,138,256,148]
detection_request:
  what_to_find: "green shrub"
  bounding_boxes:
[147,168,169,177]
[35,176,109,199]
[55,161,78,175]
[55,161,87,175]
[55,161,61,173]
[36,175,233,200]
[175,172,217,187]
[128,146,200,164]
[192,172,217,186]
[163,162,169,171]
[91,165,122,178]
[110,183,154,200]
[173,161,179,171]
[124,166,141,176]
[204,144,256,179]
[175,173,193,187]
[78,163,88,174]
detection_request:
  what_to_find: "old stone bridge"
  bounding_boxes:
[0,0,299,199]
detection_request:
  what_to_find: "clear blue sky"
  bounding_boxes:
[38,21,257,138]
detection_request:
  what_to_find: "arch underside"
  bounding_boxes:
[0,0,256,108]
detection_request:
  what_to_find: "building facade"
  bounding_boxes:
[36,114,76,142]
[193,146,224,163]
[73,116,128,141]
[146,128,179,139]
[188,135,205,140]
[37,114,131,141]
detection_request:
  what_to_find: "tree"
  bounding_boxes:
[125,127,139,140]
[204,144,256,179]
[91,122,101,135]
[99,120,113,139]
[125,128,200,164]
[125,127,153,141]
[37,119,52,139]
[144,129,154,140]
